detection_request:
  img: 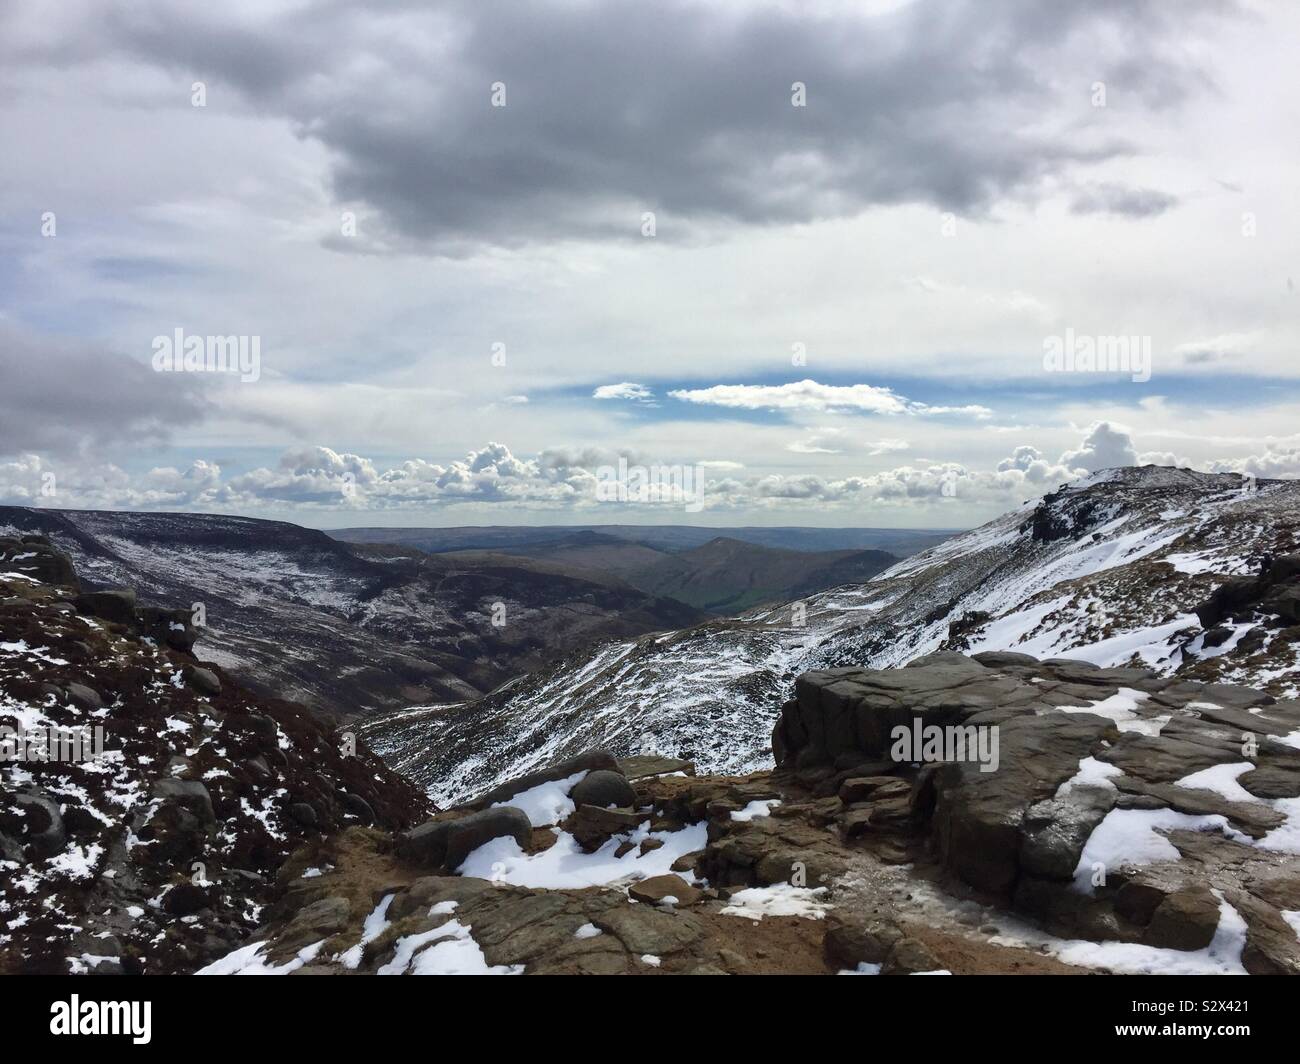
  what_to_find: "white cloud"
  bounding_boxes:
[593,382,654,401]
[1059,421,1139,474]
[668,380,991,418]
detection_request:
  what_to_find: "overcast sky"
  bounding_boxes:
[2,0,1298,529]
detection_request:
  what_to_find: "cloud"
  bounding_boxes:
[1059,421,1139,473]
[1174,332,1260,366]
[669,380,991,418]
[22,0,1224,253]
[0,431,1092,516]
[0,325,211,458]
[1068,182,1179,218]
[593,382,654,402]
[1205,444,1300,478]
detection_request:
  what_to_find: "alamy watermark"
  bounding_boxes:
[0,725,106,763]
[890,717,999,773]
[594,458,706,513]
[1043,328,1150,383]
[151,328,261,382]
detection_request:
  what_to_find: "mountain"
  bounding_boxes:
[360,466,1300,806]
[0,507,706,721]
[621,537,897,613]
[445,532,899,615]
[6,478,1299,977]
[331,523,953,557]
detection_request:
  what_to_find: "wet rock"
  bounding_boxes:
[1019,786,1116,881]
[277,895,352,952]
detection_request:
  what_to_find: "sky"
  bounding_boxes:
[1,0,1298,530]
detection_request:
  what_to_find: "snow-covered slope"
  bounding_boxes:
[0,507,705,720]
[363,467,1300,805]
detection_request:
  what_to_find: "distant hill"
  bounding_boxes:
[331,524,955,615]
[329,523,954,557]
[439,531,899,615]
[0,507,706,719]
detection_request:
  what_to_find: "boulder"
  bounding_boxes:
[396,807,532,872]
[73,589,138,625]
[187,667,222,696]
[628,875,702,907]
[883,937,944,975]
[2,540,79,589]
[1144,889,1221,951]
[162,883,211,916]
[150,779,216,825]
[570,769,637,809]
[13,791,66,859]
[469,749,620,809]
[64,682,103,710]
[566,804,645,851]
[823,912,904,967]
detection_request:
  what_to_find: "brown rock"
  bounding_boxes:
[628,874,703,907]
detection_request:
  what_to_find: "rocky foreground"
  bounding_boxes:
[210,655,1300,976]
[4,534,1300,975]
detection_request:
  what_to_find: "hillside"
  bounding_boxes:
[0,507,706,721]
[0,535,431,974]
[448,531,898,614]
[360,467,1300,806]
[332,523,952,557]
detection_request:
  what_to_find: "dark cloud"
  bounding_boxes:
[1069,182,1179,218]
[0,324,211,457]
[12,0,1225,252]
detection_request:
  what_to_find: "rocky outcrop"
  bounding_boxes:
[771,651,1300,971]
[0,554,431,974]
[1195,553,1300,628]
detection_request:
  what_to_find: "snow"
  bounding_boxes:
[719,884,830,921]
[379,920,522,976]
[492,771,588,828]
[1055,756,1123,797]
[1282,911,1300,942]
[338,893,394,970]
[574,923,602,939]
[1173,762,1300,854]
[730,799,780,822]
[1073,808,1251,892]
[639,954,661,967]
[1049,897,1249,975]
[457,821,708,889]
[196,939,326,975]
[838,962,882,975]
[1054,688,1168,735]
[1175,762,1256,804]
